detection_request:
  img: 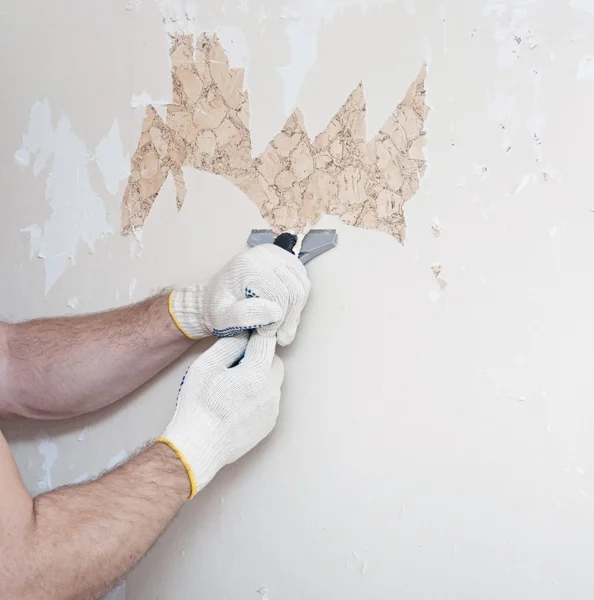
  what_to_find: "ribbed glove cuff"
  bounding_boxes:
[169,285,207,340]
[156,437,198,500]
[157,430,222,499]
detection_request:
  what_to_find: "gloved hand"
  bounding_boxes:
[169,244,310,346]
[157,332,284,499]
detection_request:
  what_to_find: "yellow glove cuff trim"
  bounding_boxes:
[168,291,202,340]
[156,437,198,500]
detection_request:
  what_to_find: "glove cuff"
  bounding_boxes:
[169,285,208,340]
[158,427,223,496]
[156,437,198,500]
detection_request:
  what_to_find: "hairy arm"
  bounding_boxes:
[0,294,194,419]
[0,431,189,600]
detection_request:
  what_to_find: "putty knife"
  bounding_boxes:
[247,229,338,264]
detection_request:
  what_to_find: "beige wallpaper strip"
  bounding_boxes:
[121,34,428,242]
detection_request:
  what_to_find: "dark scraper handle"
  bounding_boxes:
[273,232,298,255]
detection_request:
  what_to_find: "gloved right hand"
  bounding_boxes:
[169,244,310,346]
[157,332,284,499]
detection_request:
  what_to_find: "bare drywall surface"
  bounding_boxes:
[122,34,427,242]
[6,0,594,599]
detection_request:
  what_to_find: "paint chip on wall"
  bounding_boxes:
[95,120,130,195]
[431,263,447,290]
[431,219,441,237]
[17,100,113,294]
[121,34,428,244]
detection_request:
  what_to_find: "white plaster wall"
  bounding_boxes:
[3,0,594,598]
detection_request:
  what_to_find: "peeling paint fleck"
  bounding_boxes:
[431,264,447,290]
[431,219,441,237]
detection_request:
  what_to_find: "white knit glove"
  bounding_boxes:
[169,244,310,346]
[157,332,284,499]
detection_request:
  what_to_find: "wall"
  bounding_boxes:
[3,0,594,598]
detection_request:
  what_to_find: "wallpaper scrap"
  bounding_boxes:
[122,34,428,243]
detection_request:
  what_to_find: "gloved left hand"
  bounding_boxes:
[169,244,310,346]
[157,332,284,499]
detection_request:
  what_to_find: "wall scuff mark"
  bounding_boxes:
[122,34,428,243]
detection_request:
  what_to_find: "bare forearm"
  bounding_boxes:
[0,294,194,419]
[2,443,189,600]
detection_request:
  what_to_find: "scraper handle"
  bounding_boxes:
[273,232,298,256]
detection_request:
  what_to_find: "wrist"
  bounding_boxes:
[152,440,194,501]
[155,437,198,500]
[169,285,208,340]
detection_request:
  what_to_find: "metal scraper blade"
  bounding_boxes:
[247,229,338,264]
